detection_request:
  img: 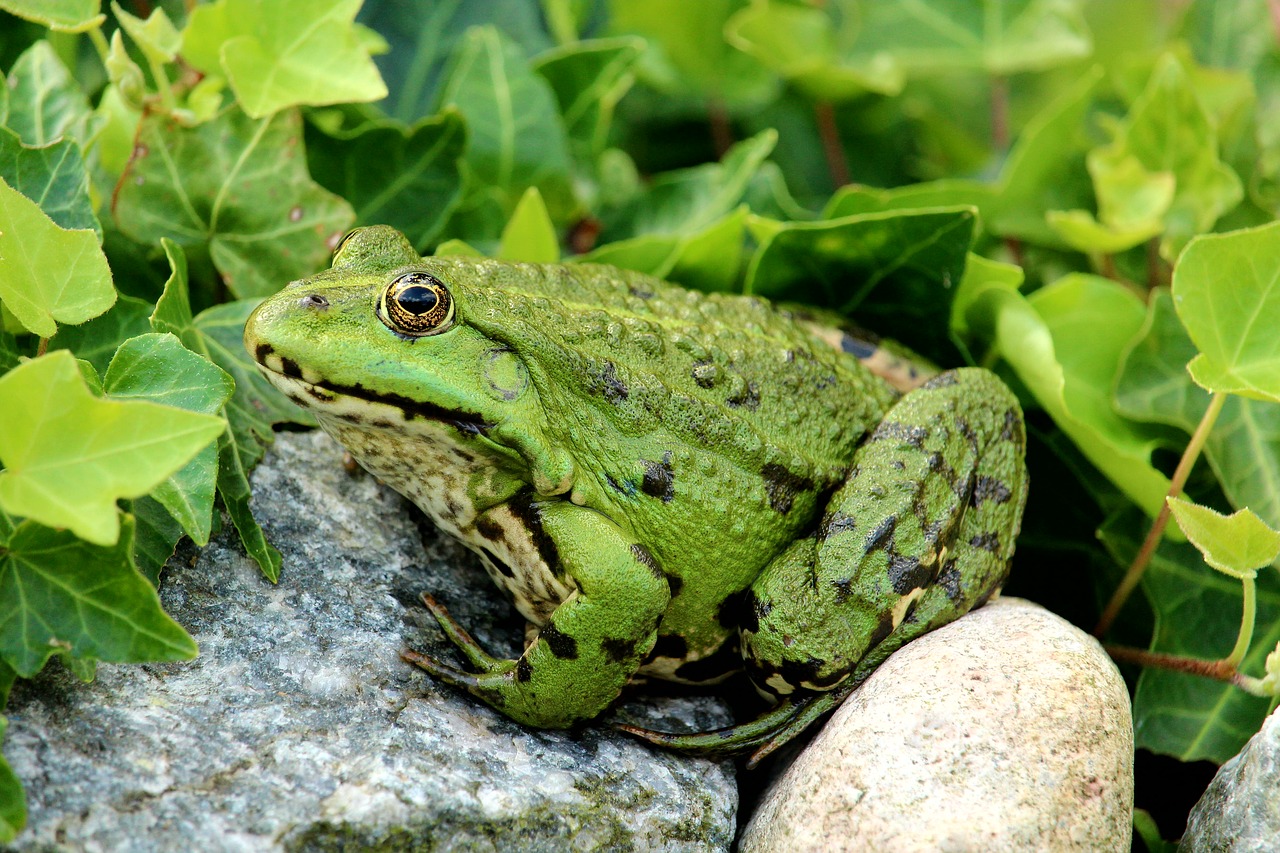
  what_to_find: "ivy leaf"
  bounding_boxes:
[745,206,974,364]
[498,187,559,263]
[1093,53,1241,257]
[582,206,746,292]
[1166,497,1280,580]
[129,495,184,586]
[0,0,103,31]
[104,333,234,545]
[435,25,576,232]
[1173,222,1280,403]
[0,129,99,238]
[4,41,97,146]
[0,515,197,677]
[0,351,225,546]
[0,715,23,843]
[982,274,1171,515]
[181,0,388,119]
[1100,510,1280,762]
[0,177,114,338]
[1115,288,1280,530]
[111,1,180,65]
[532,36,645,158]
[47,295,153,375]
[113,106,354,299]
[305,108,466,249]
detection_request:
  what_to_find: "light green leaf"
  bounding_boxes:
[0,351,225,546]
[4,41,96,146]
[1094,53,1241,257]
[305,108,466,249]
[181,0,387,118]
[0,515,197,677]
[0,177,113,338]
[951,251,1023,345]
[985,274,1170,515]
[726,0,905,99]
[433,238,484,258]
[1173,222,1280,402]
[104,334,234,545]
[583,206,748,293]
[113,106,354,299]
[0,0,102,31]
[1115,288,1280,530]
[1167,497,1280,579]
[111,1,180,64]
[104,32,146,112]
[0,715,23,843]
[532,37,645,157]
[435,25,576,232]
[498,187,559,263]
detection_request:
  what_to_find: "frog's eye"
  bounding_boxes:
[379,272,455,337]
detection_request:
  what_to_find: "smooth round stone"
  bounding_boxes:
[739,597,1134,852]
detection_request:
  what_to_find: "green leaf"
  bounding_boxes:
[0,715,23,843]
[112,106,355,299]
[181,0,388,118]
[0,176,114,338]
[0,515,197,677]
[1115,288,1280,531]
[435,25,576,232]
[1093,54,1241,257]
[1100,510,1280,762]
[0,0,102,32]
[0,129,99,236]
[47,294,153,376]
[1166,497,1280,579]
[305,108,466,249]
[111,1,180,64]
[726,0,905,99]
[984,274,1171,515]
[1173,222,1280,402]
[609,0,778,108]
[104,333,234,545]
[532,36,645,158]
[600,130,776,242]
[129,495,184,586]
[498,187,559,263]
[744,206,975,364]
[216,422,281,582]
[4,41,97,146]
[0,351,225,546]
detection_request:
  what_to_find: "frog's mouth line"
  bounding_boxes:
[253,353,496,437]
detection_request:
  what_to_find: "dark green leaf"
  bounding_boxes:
[532,36,644,157]
[0,129,99,236]
[47,294,153,375]
[129,495,185,586]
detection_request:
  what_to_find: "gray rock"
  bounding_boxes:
[5,430,736,851]
[739,597,1134,852]
[1181,708,1280,852]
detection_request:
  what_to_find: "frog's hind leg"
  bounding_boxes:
[741,368,1028,706]
[621,369,1028,761]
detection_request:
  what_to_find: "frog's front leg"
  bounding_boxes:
[403,502,671,728]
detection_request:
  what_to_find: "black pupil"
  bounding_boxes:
[397,284,438,315]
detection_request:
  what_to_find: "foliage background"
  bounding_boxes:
[2,0,1280,844]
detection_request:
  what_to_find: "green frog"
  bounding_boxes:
[244,225,1028,763]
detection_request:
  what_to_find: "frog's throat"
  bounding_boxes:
[253,360,495,437]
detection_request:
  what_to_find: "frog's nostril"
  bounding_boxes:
[299,294,330,310]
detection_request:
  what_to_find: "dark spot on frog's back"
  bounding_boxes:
[716,589,751,631]
[253,342,275,363]
[761,462,814,515]
[279,357,303,379]
[640,453,675,502]
[870,420,927,448]
[602,636,638,664]
[515,658,533,682]
[970,531,1001,553]
[508,491,562,576]
[971,475,1012,507]
[597,361,628,404]
[647,634,688,661]
[630,543,664,581]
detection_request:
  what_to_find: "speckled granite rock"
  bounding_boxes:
[5,430,736,851]
[738,597,1134,852]
[1180,709,1280,852]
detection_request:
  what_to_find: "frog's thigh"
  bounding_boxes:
[462,502,672,729]
[741,368,1028,697]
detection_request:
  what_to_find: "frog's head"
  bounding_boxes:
[245,226,550,475]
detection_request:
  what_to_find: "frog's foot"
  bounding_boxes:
[402,591,504,676]
[616,683,854,769]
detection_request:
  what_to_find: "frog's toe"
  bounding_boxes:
[415,591,503,670]
[401,647,486,689]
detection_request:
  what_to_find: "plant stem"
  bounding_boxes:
[87,25,111,67]
[36,337,48,357]
[814,100,850,188]
[1226,575,1257,668]
[147,55,179,113]
[1104,644,1274,698]
[991,75,1010,152]
[1094,391,1228,637]
[708,99,733,159]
